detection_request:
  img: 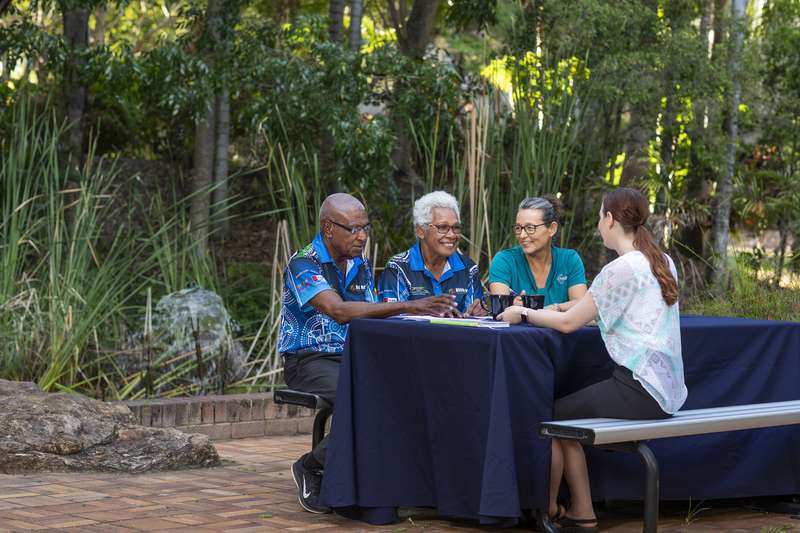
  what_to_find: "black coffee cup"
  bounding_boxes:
[483,294,515,320]
[521,294,545,310]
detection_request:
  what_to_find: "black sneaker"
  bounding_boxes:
[291,456,331,514]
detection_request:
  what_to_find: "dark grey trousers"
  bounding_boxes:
[282,352,341,466]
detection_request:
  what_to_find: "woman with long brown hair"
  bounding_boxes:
[498,187,687,532]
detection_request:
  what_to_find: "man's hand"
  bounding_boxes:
[406,295,458,317]
[464,298,487,317]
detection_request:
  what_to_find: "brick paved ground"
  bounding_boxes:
[0,435,797,532]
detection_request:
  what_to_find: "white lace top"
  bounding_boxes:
[588,251,687,414]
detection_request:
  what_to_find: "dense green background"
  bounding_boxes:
[1,0,798,398]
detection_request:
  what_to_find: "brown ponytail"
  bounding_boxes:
[602,188,679,305]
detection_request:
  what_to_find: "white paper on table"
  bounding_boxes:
[392,315,508,328]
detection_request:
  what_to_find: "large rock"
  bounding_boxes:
[124,287,247,395]
[0,379,220,474]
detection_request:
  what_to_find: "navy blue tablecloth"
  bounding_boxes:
[320,316,800,525]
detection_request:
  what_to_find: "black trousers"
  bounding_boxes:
[283,352,341,466]
[554,365,670,421]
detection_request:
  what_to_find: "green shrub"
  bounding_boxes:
[684,258,800,321]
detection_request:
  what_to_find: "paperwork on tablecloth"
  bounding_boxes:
[393,315,509,328]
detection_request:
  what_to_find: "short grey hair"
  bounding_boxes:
[518,196,558,225]
[413,191,460,227]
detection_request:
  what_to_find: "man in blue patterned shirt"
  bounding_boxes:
[280,193,456,514]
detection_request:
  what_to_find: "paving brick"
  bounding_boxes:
[201,423,233,441]
[296,417,313,435]
[265,401,283,420]
[238,399,253,422]
[188,401,202,425]
[140,405,152,427]
[149,404,163,427]
[162,402,176,427]
[201,400,215,424]
[264,418,298,437]
[1,519,50,530]
[225,400,240,423]
[0,434,782,533]
[175,401,189,427]
[214,399,229,423]
[231,421,265,439]
[250,398,265,421]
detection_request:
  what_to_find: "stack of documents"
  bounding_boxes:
[394,315,509,328]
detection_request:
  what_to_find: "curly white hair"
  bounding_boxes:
[413,191,461,227]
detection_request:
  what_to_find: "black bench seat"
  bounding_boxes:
[274,389,332,449]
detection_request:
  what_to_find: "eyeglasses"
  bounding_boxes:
[428,223,463,235]
[328,219,372,235]
[513,222,551,236]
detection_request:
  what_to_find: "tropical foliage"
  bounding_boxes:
[1,0,798,398]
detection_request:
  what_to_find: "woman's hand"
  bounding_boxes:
[513,290,525,307]
[497,305,527,325]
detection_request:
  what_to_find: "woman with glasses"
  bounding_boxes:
[378,191,484,316]
[488,196,587,310]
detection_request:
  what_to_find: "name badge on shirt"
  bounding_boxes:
[410,286,430,297]
[349,283,368,293]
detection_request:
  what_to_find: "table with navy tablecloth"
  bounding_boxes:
[319,315,800,525]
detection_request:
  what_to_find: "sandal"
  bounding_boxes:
[556,515,599,533]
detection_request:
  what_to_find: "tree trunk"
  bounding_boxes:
[658,84,676,215]
[349,0,363,51]
[620,110,652,186]
[711,0,746,286]
[63,7,89,170]
[212,86,231,239]
[191,0,226,252]
[396,0,440,58]
[319,0,349,190]
[329,0,345,44]
[388,0,441,181]
[92,6,106,46]
[713,0,728,53]
[191,101,215,251]
[773,224,788,288]
[682,0,716,264]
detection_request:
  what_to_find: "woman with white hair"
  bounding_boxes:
[378,191,484,316]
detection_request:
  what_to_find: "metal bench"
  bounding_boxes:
[539,399,800,533]
[273,389,332,449]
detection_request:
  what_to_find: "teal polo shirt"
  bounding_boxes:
[488,245,586,306]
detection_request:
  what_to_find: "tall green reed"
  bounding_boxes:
[1,94,234,398]
[0,96,153,390]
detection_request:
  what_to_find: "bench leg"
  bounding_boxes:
[604,442,659,533]
[312,405,333,450]
[636,442,659,533]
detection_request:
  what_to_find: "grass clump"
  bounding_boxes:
[684,257,800,322]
